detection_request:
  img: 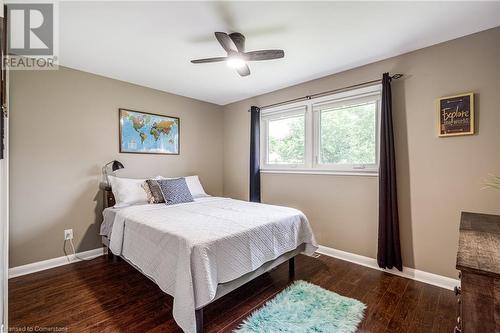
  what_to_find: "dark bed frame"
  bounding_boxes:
[102,187,299,333]
[105,243,296,333]
[194,257,295,333]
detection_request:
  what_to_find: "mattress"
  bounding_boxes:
[100,197,217,238]
[105,197,317,333]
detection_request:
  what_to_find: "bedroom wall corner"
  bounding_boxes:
[222,27,500,279]
[9,66,225,268]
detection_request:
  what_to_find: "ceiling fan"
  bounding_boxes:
[190,32,285,77]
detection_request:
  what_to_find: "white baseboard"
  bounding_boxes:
[8,244,459,290]
[317,245,459,290]
[9,248,104,279]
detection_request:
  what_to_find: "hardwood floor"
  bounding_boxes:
[9,254,457,332]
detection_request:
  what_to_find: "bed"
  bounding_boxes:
[100,189,317,333]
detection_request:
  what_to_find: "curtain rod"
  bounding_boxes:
[252,73,403,111]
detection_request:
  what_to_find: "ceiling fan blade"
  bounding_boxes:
[236,64,250,77]
[191,57,227,64]
[229,32,245,52]
[215,32,238,53]
[245,49,284,61]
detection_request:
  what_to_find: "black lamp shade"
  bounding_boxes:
[111,160,124,172]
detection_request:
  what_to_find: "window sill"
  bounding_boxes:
[260,169,379,177]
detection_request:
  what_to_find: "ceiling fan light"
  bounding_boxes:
[227,57,246,69]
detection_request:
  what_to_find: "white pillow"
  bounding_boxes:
[108,176,148,207]
[184,175,209,198]
[156,175,208,198]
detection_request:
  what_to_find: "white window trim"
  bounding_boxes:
[313,94,381,173]
[260,84,382,175]
[260,169,379,177]
[261,105,308,170]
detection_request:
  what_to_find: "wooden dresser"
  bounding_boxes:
[455,212,500,333]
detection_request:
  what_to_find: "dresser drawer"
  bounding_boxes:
[460,271,497,332]
[456,212,500,333]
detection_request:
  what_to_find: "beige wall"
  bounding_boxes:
[9,67,224,267]
[223,27,500,278]
[9,28,500,277]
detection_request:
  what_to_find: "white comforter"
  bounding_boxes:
[107,197,317,333]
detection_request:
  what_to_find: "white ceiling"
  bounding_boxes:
[60,1,500,105]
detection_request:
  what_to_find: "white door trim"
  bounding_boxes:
[0,2,8,328]
[0,0,10,326]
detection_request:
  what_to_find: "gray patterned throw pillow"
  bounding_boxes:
[157,178,194,205]
[145,179,165,203]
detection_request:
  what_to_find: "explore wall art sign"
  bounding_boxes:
[438,93,474,137]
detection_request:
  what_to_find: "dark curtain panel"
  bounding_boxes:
[249,106,261,202]
[377,73,403,271]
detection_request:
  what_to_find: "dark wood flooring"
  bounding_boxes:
[9,254,457,332]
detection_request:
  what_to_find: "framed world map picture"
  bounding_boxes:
[119,108,180,154]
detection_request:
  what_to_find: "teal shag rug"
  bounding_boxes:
[234,280,366,333]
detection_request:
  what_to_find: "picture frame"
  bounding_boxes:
[119,108,180,155]
[437,92,474,137]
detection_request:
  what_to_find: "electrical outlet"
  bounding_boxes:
[64,229,73,240]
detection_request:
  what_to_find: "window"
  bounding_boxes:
[267,113,305,165]
[261,85,381,174]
